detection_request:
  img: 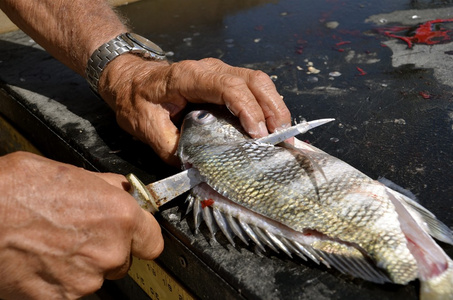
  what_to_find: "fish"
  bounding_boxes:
[176,107,453,299]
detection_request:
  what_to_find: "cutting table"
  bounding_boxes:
[1,1,452,299]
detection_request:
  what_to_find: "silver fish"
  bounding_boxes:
[177,108,453,299]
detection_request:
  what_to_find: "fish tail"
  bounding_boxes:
[420,259,453,300]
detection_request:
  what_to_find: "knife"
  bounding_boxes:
[127,118,335,214]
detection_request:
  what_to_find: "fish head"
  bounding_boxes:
[177,107,249,162]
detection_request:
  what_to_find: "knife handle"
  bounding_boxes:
[126,173,159,214]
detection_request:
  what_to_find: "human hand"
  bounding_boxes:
[98,55,292,165]
[0,152,163,299]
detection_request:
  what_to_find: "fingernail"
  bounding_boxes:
[258,121,268,137]
[248,121,269,138]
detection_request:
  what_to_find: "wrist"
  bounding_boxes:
[85,33,167,94]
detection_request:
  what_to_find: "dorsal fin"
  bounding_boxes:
[379,178,453,245]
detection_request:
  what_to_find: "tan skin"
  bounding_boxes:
[0,0,291,298]
[0,152,163,299]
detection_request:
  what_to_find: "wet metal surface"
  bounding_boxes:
[0,0,452,299]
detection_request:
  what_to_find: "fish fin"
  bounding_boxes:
[239,219,267,252]
[185,194,194,215]
[310,241,392,284]
[284,142,327,182]
[190,192,392,284]
[293,137,327,154]
[280,237,307,261]
[225,214,249,246]
[264,230,293,258]
[213,207,236,246]
[202,205,218,239]
[378,177,418,201]
[193,197,203,234]
[385,187,453,245]
[291,241,323,265]
[420,259,453,300]
[404,196,453,245]
[252,225,280,253]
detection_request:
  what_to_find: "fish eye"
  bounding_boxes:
[191,110,216,125]
[193,111,217,124]
[197,111,210,120]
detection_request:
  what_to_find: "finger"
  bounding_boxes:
[203,60,292,133]
[130,209,164,260]
[145,104,181,165]
[222,82,269,138]
[104,253,132,280]
[93,172,129,190]
[169,61,269,138]
[241,70,292,133]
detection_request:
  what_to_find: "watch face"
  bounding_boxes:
[125,33,165,56]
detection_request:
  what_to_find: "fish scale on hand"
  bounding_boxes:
[177,107,453,299]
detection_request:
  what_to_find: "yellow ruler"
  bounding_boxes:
[129,257,195,300]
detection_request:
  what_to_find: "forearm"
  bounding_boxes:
[0,0,127,75]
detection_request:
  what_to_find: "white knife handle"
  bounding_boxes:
[126,173,159,214]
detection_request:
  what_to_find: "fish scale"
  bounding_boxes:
[183,122,417,284]
[177,108,453,299]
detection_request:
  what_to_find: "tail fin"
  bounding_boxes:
[420,260,453,300]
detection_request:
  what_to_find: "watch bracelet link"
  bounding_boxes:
[86,35,132,93]
[85,33,166,94]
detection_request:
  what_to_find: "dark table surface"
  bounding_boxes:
[1,0,452,299]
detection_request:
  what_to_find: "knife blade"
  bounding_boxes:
[127,118,335,214]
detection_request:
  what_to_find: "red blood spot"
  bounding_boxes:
[419,91,431,99]
[201,199,214,209]
[335,41,351,46]
[333,47,345,52]
[254,25,264,31]
[356,66,367,76]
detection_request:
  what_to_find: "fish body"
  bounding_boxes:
[177,108,453,299]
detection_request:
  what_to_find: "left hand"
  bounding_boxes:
[98,55,292,165]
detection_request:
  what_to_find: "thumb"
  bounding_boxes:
[147,107,181,166]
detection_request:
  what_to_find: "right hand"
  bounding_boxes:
[0,151,163,299]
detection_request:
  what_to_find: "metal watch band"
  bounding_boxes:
[85,33,165,93]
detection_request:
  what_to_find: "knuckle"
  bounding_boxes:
[174,60,200,73]
[66,276,104,299]
[200,57,222,66]
[250,69,271,82]
[222,75,246,89]
[277,106,292,120]
[8,151,34,164]
[108,198,139,233]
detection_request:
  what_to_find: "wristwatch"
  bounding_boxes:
[86,33,166,93]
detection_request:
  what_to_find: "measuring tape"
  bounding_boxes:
[128,256,194,300]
